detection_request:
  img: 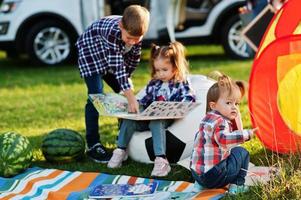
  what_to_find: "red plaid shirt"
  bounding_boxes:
[190,110,252,175]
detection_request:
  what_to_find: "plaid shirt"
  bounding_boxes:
[190,110,252,175]
[75,16,142,91]
[139,79,196,108]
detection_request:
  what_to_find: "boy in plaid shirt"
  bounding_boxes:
[75,5,150,163]
[190,74,257,194]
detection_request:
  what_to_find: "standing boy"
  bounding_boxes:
[76,5,150,163]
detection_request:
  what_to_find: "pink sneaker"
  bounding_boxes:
[107,148,128,168]
[151,157,171,177]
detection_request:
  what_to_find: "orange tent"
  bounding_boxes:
[249,0,301,153]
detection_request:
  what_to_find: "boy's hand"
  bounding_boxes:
[123,89,139,113]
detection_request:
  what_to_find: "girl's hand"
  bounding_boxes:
[123,89,139,113]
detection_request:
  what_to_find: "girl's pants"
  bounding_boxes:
[117,119,173,156]
[191,146,250,188]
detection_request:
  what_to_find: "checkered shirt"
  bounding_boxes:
[190,110,252,175]
[139,79,196,108]
[75,16,142,91]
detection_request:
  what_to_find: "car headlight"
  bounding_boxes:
[0,0,21,14]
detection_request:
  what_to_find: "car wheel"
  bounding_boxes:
[25,20,75,65]
[221,14,254,59]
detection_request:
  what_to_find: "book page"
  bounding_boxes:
[89,93,128,116]
[139,101,197,119]
[89,93,198,120]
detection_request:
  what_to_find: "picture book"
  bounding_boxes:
[89,182,158,199]
[89,93,198,120]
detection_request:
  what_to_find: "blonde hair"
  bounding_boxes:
[121,5,150,36]
[150,41,189,82]
[206,73,246,112]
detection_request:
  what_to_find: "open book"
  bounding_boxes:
[89,182,158,199]
[89,93,198,120]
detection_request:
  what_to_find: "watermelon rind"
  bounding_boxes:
[42,129,85,163]
[0,132,33,177]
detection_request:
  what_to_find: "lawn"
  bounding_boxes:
[0,46,300,199]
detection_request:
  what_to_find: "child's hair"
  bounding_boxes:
[207,70,223,81]
[206,73,246,112]
[122,5,150,36]
[150,41,189,82]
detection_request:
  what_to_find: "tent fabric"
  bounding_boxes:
[255,0,301,59]
[249,35,301,153]
[249,0,301,153]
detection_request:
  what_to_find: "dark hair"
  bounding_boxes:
[149,41,189,82]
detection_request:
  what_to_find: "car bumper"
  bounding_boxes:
[0,41,15,51]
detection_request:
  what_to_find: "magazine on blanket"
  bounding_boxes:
[89,182,158,199]
[89,93,198,120]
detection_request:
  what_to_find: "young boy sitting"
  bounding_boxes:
[190,74,257,194]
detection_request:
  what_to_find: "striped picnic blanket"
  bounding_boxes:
[0,167,226,200]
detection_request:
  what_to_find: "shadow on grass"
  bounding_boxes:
[27,125,193,182]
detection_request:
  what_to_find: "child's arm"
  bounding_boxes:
[124,89,139,113]
[180,81,196,102]
[213,118,254,149]
[138,80,155,108]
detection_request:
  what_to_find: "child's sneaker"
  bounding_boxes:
[151,157,171,177]
[86,143,112,163]
[228,184,249,194]
[107,148,128,168]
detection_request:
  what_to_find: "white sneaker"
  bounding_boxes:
[151,157,171,177]
[107,148,127,168]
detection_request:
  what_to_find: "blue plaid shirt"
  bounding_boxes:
[75,16,142,91]
[139,79,196,108]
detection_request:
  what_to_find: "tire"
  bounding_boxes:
[221,14,254,60]
[25,20,75,65]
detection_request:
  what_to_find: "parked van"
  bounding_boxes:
[0,0,249,65]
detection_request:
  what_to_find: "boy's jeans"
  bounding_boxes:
[84,73,120,148]
[117,119,173,156]
[191,147,250,188]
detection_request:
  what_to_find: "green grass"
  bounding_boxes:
[1,46,300,199]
